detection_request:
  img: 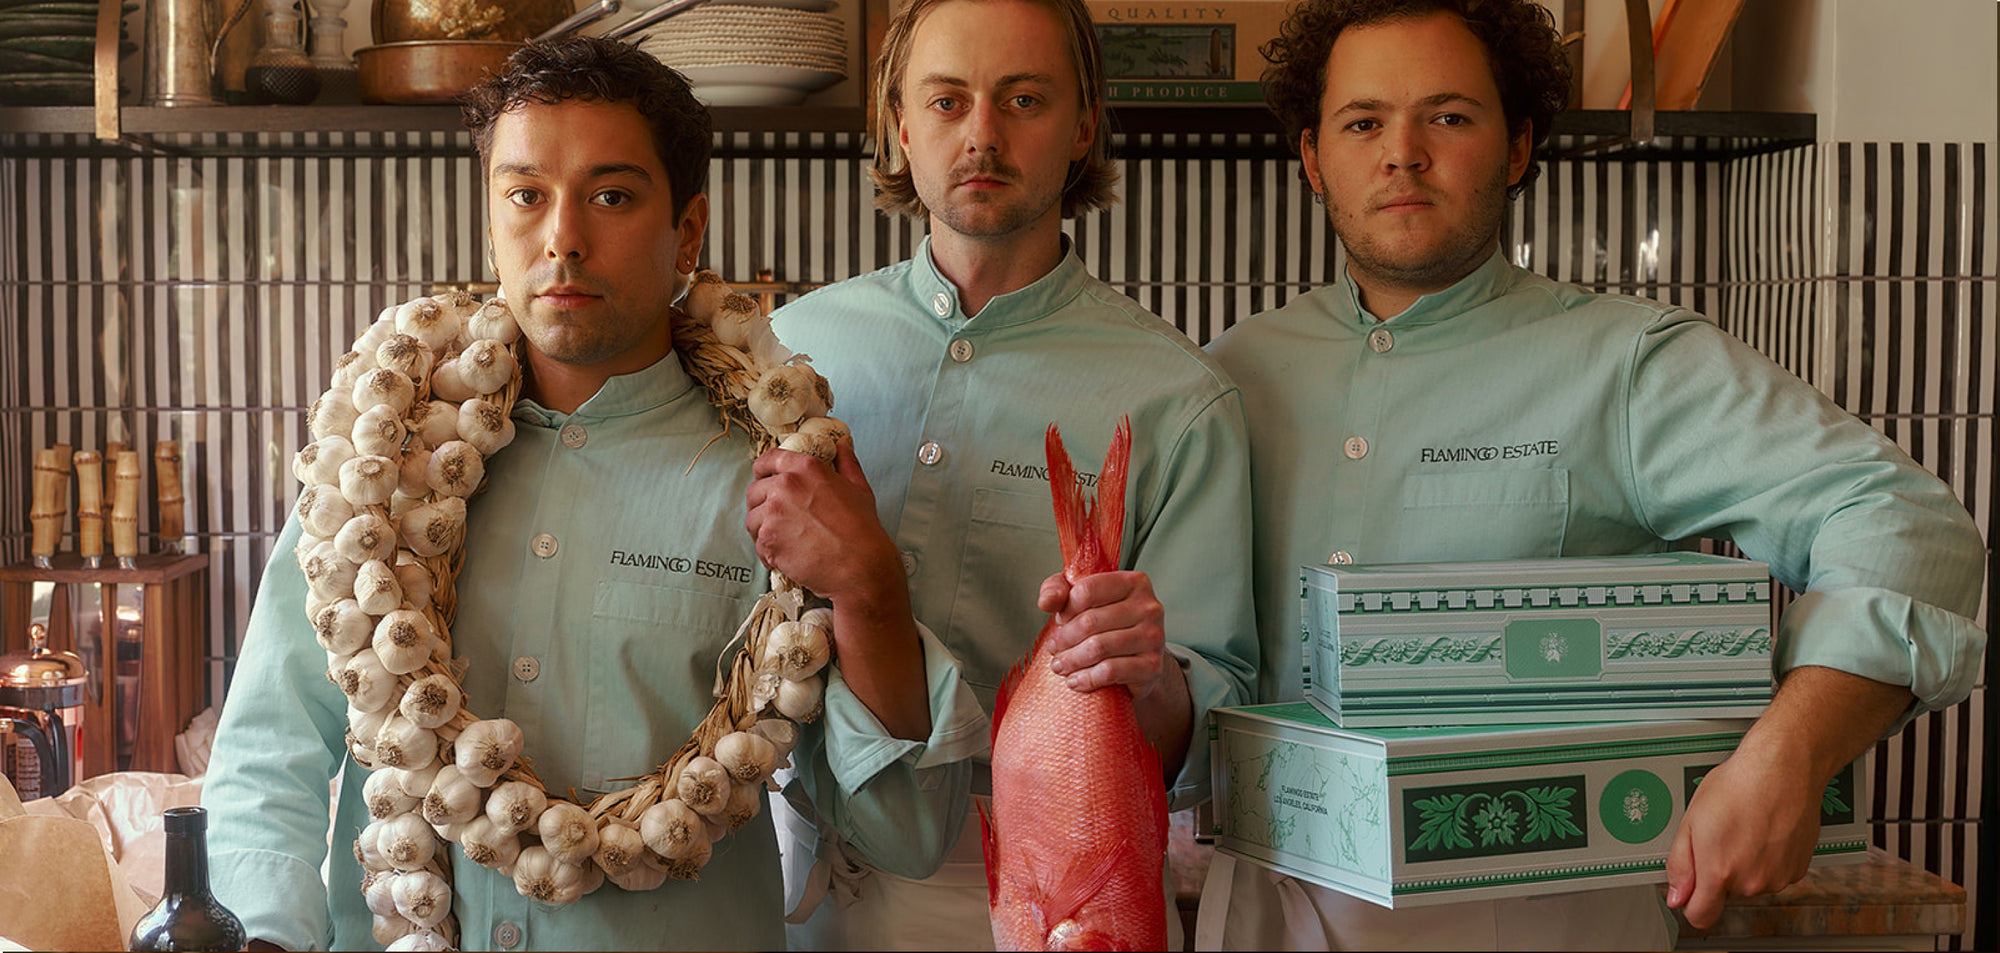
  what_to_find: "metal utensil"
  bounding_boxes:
[537,0,622,41]
[603,0,714,41]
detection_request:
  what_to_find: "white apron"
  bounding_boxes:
[1195,853,1674,951]
[774,787,1185,951]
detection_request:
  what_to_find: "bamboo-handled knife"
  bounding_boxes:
[155,440,185,554]
[74,451,104,568]
[28,448,65,568]
[111,450,140,569]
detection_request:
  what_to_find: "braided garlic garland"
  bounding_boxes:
[294,273,842,950]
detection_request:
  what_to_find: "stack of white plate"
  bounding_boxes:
[636,0,847,107]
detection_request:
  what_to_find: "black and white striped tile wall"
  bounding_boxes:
[2,132,1993,944]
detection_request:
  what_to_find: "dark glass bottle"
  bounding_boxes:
[130,806,247,952]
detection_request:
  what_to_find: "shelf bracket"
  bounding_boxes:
[1563,0,1657,158]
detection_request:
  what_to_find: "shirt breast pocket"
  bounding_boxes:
[581,580,745,793]
[1398,469,1571,560]
[949,487,1060,703]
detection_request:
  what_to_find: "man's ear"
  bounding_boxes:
[1300,128,1326,197]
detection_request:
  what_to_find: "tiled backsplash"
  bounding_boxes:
[2,132,1992,943]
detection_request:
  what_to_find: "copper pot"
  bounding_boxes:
[355,40,522,105]
[373,0,577,44]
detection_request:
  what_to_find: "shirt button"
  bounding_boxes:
[932,292,951,316]
[949,339,974,363]
[917,441,945,466]
[901,551,917,576]
[494,921,522,948]
[1368,328,1394,353]
[1329,551,1353,565]
[1343,436,1369,460]
[512,656,540,682]
[560,423,587,449]
[531,533,558,558]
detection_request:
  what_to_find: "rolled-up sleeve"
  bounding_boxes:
[1623,312,1986,730]
[801,621,987,879]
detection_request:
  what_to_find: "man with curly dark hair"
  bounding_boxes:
[1204,1,1985,949]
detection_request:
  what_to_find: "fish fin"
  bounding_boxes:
[1038,839,1134,929]
[1093,416,1131,571]
[978,800,1000,907]
[1045,422,1085,576]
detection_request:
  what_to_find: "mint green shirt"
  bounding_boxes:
[772,238,1260,809]
[1208,250,1985,719]
[201,355,986,951]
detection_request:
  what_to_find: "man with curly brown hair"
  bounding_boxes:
[1204,0,1984,948]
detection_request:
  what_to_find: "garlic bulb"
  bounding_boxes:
[723,775,763,830]
[457,397,516,456]
[455,718,524,787]
[710,293,761,348]
[331,349,371,389]
[335,512,398,565]
[485,779,547,835]
[749,717,799,765]
[362,869,400,916]
[313,598,373,656]
[348,703,392,756]
[426,441,485,498]
[297,484,356,539]
[746,364,827,434]
[422,764,481,827]
[685,270,730,320]
[372,608,438,676]
[354,559,404,616]
[355,312,398,358]
[301,541,359,604]
[382,811,438,871]
[761,619,831,682]
[354,365,418,416]
[513,845,591,905]
[458,815,522,873]
[351,403,409,458]
[310,387,361,441]
[458,339,515,395]
[713,731,776,784]
[364,768,420,821]
[434,289,482,322]
[775,675,825,723]
[356,818,390,871]
[795,416,851,445]
[607,857,670,892]
[429,358,476,403]
[396,298,461,354]
[400,497,466,558]
[294,435,357,487]
[537,801,601,865]
[395,449,432,501]
[389,869,451,929]
[393,762,443,802]
[375,333,433,386]
[638,798,703,860]
[410,399,461,449]
[579,860,606,897]
[592,820,648,876]
[339,454,399,507]
[778,430,837,460]
[374,712,439,772]
[660,835,713,880]
[467,298,519,344]
[394,557,434,611]
[372,914,421,947]
[385,929,454,952]
[399,673,463,730]
[677,756,732,817]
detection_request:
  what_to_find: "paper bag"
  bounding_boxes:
[0,774,147,952]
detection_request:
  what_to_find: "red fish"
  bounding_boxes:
[983,418,1168,951]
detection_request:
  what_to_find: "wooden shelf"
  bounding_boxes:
[0,104,869,136]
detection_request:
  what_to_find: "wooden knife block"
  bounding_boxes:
[0,555,207,780]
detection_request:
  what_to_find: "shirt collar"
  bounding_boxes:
[909,234,1090,330]
[513,351,700,426]
[1338,247,1518,330]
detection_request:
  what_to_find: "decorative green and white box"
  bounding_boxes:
[1304,553,1774,727]
[1210,703,1868,908]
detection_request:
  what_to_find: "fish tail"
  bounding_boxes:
[1044,417,1132,580]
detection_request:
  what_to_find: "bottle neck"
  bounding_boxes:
[161,826,211,900]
